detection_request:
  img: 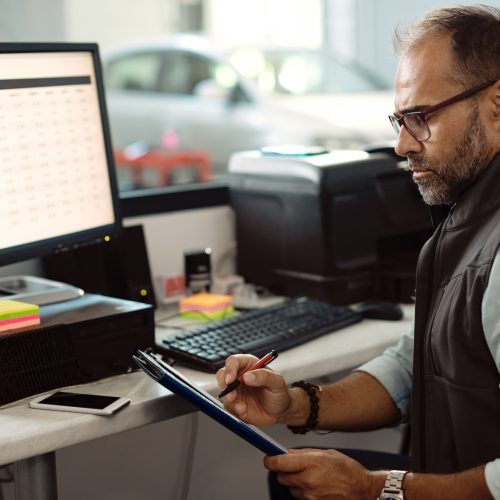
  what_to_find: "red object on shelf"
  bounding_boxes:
[114,149,212,187]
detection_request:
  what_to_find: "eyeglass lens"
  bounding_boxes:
[389,113,430,141]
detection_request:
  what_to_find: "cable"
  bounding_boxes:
[0,465,13,483]
[155,323,185,330]
[157,304,235,330]
[155,311,183,323]
[213,241,237,275]
[177,412,199,500]
[175,305,234,323]
[0,464,13,500]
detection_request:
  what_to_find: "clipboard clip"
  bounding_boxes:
[133,350,164,380]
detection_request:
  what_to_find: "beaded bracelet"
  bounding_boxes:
[287,380,320,434]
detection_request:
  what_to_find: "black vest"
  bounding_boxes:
[411,153,500,473]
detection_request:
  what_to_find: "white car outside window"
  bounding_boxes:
[103,35,395,189]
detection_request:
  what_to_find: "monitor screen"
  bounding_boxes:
[0,43,121,267]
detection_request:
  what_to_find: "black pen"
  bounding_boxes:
[218,350,278,399]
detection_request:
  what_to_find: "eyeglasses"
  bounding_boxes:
[388,79,496,142]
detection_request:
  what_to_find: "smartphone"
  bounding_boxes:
[29,391,130,416]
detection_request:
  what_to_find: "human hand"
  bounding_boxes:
[216,354,291,426]
[264,448,381,499]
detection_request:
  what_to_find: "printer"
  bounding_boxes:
[229,148,432,305]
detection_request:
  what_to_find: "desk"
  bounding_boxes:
[0,304,414,500]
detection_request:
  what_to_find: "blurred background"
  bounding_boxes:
[1,0,498,192]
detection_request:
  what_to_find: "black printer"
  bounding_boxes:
[229,149,432,305]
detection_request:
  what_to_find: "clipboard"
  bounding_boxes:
[133,350,287,455]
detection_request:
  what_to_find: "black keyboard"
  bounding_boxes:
[157,297,362,372]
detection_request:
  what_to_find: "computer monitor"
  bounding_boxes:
[0,43,121,269]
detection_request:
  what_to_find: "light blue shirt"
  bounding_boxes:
[358,251,500,499]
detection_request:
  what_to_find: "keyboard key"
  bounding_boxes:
[237,334,283,354]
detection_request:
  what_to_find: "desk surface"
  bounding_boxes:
[0,304,414,466]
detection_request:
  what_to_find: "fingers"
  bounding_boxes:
[278,474,310,499]
[215,365,226,389]
[264,448,340,473]
[216,353,289,424]
[216,354,258,389]
[241,366,286,393]
[265,453,321,496]
[264,451,310,473]
[217,363,286,405]
[289,487,304,499]
[230,400,248,419]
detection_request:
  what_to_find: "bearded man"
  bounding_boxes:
[218,5,500,499]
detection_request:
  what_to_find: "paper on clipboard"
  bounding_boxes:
[133,350,287,455]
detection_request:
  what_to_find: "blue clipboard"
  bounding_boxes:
[133,350,287,455]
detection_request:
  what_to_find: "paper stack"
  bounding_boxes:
[0,300,40,333]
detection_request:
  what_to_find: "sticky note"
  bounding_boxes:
[179,293,234,321]
[0,300,40,333]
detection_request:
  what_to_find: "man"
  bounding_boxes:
[217,5,500,499]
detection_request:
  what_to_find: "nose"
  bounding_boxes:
[394,125,423,157]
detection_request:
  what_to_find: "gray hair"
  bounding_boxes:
[394,4,500,86]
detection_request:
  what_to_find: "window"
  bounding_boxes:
[158,51,212,95]
[105,52,162,92]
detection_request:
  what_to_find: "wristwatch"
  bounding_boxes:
[379,470,407,500]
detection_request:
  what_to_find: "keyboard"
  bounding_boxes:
[157,297,362,372]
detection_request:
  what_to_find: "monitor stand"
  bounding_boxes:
[0,276,84,305]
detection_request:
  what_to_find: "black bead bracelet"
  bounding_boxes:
[287,381,320,434]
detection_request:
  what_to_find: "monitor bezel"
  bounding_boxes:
[0,42,122,267]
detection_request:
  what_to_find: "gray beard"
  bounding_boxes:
[408,111,490,205]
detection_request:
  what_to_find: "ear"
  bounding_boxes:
[488,80,500,125]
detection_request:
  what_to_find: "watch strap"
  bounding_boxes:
[380,469,407,499]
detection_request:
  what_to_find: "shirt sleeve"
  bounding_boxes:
[485,459,500,500]
[355,325,414,419]
[482,249,500,500]
[481,249,500,374]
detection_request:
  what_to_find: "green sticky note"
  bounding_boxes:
[0,300,39,320]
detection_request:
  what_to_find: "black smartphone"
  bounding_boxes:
[29,391,130,416]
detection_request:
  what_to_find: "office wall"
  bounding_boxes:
[0,0,178,51]
[125,206,236,302]
[63,0,178,51]
[0,0,65,41]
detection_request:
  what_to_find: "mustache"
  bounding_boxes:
[406,155,437,174]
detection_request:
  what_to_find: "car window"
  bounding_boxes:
[158,51,212,95]
[105,52,162,92]
[157,51,241,98]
